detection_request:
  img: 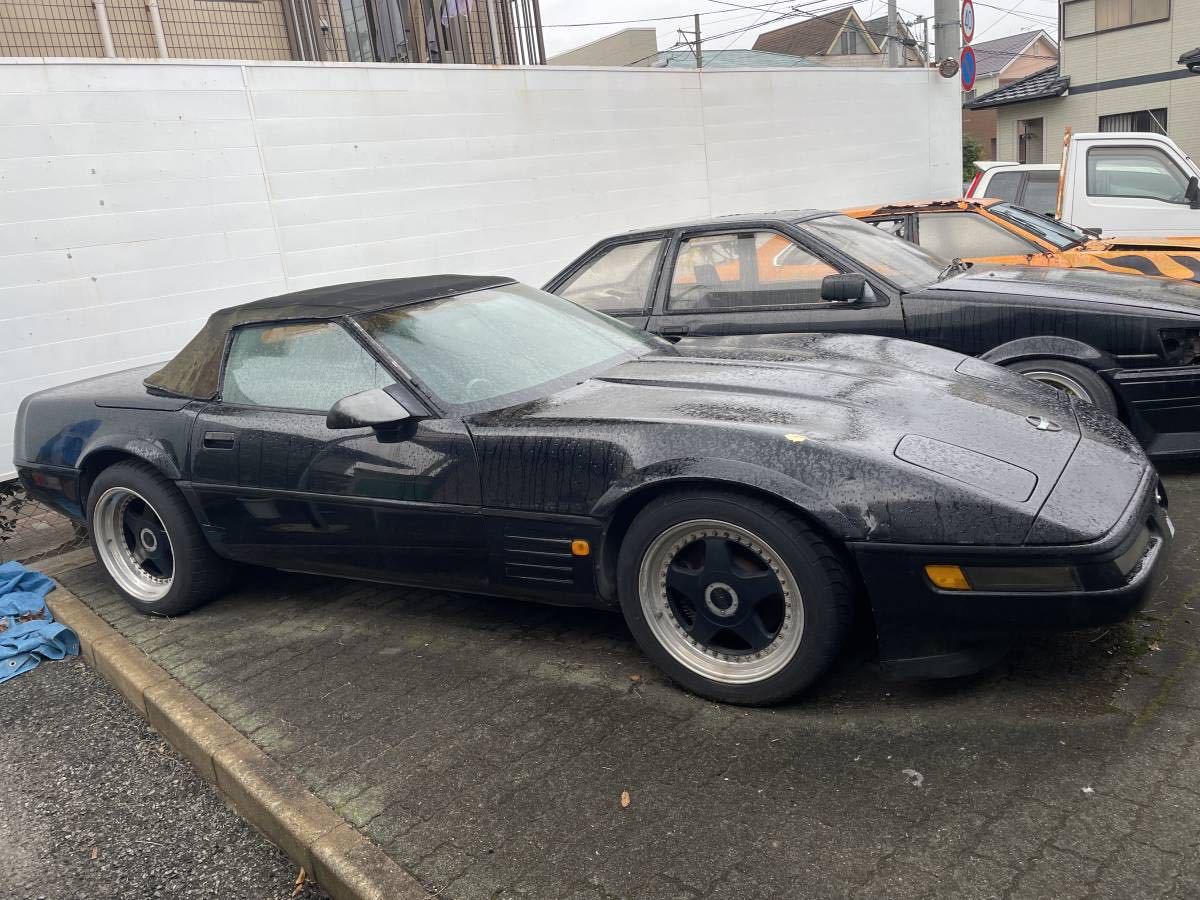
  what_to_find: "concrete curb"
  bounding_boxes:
[44,571,430,900]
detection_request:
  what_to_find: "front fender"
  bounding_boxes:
[980,337,1118,372]
[590,457,862,541]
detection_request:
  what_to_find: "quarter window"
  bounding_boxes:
[917,213,1039,258]
[556,239,664,313]
[667,232,838,311]
[1086,146,1191,203]
[222,322,389,412]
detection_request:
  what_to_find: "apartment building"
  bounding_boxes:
[968,0,1200,161]
[0,0,543,64]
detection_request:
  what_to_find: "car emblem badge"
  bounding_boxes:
[1026,415,1062,432]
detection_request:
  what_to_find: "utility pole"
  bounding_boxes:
[887,0,900,67]
[911,14,930,65]
[694,13,703,68]
[933,0,960,64]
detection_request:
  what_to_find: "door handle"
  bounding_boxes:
[658,325,690,336]
[202,431,237,450]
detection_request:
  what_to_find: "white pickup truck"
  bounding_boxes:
[967,132,1200,237]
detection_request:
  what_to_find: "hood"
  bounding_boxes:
[1084,236,1200,252]
[932,265,1200,315]
[475,334,1118,545]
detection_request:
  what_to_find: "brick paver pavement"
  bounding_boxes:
[52,471,1200,899]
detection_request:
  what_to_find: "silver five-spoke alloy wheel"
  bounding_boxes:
[92,486,175,603]
[638,518,804,685]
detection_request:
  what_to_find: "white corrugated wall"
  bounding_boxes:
[0,58,961,477]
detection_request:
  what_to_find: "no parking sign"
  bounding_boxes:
[961,45,977,91]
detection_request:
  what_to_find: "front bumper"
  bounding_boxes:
[849,468,1172,679]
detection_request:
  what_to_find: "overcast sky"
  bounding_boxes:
[538,0,1060,59]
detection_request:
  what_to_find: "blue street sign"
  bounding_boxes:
[961,45,977,91]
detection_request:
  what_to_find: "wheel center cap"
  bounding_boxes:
[704,582,739,618]
[140,528,158,552]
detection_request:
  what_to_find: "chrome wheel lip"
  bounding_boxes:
[638,518,804,685]
[92,486,173,603]
[1022,370,1094,404]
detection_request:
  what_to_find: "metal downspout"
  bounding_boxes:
[93,0,116,57]
[146,0,168,57]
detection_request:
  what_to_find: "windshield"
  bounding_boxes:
[992,202,1087,250]
[356,283,665,410]
[801,214,947,291]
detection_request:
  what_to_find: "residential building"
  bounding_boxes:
[968,1,1200,162]
[547,27,656,66]
[961,30,1060,158]
[640,48,823,69]
[0,0,544,64]
[751,5,924,68]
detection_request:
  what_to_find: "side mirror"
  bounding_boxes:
[1187,175,1200,209]
[821,273,868,304]
[326,387,411,430]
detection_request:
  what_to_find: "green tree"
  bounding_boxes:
[963,134,985,184]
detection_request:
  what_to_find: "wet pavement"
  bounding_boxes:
[0,658,328,900]
[44,470,1200,899]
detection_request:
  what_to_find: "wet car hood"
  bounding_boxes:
[471,334,1145,545]
[1084,237,1200,252]
[931,265,1200,315]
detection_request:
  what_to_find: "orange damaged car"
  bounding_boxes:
[845,198,1200,283]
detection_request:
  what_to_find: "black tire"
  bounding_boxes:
[86,460,231,616]
[616,489,854,706]
[1006,358,1118,416]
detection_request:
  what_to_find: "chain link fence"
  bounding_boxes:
[0,480,89,566]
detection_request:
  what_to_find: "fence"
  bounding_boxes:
[1,57,962,487]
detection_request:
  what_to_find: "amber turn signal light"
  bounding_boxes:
[925,564,971,591]
[571,539,591,557]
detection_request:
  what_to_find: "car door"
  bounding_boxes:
[1076,144,1200,236]
[548,234,669,330]
[646,226,905,340]
[186,319,487,590]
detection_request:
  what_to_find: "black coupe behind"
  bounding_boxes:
[15,276,1172,704]
[545,211,1200,459]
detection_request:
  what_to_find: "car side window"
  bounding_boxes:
[983,171,1022,203]
[556,239,664,313]
[667,231,837,311]
[917,212,1039,259]
[1021,172,1060,216]
[222,321,390,412]
[1086,147,1191,203]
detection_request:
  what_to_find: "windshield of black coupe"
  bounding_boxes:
[357,283,664,409]
[801,214,947,291]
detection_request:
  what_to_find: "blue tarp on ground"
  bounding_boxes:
[0,561,78,684]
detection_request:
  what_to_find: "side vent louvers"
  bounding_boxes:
[502,534,576,585]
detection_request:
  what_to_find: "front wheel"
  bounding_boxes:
[617,490,854,705]
[87,460,231,616]
[1006,358,1118,416]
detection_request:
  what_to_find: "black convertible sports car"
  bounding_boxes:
[14,276,1173,704]
[544,211,1200,459]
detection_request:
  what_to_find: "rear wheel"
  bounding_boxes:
[617,490,854,705]
[1007,358,1117,415]
[87,461,230,616]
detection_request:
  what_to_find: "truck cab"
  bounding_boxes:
[1060,132,1200,237]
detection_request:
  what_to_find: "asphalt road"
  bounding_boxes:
[0,659,329,900]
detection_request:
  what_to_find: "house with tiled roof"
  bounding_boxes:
[967,1,1200,164]
[961,29,1059,159]
[751,5,923,68]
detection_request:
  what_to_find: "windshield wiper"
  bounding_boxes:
[936,258,973,281]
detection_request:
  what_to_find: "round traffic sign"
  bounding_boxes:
[961,0,975,43]
[960,45,977,91]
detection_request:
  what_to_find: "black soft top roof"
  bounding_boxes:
[145,274,516,400]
